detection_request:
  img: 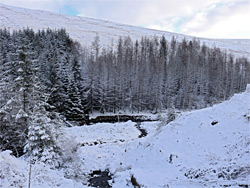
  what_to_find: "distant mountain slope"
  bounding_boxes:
[0,3,250,58]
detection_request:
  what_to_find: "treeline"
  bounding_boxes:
[85,35,250,113]
[0,28,249,158]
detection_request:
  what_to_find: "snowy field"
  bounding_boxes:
[1,86,249,188]
[0,3,250,59]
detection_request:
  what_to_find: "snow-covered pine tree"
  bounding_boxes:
[27,74,62,188]
[27,60,61,167]
[64,78,85,123]
[28,99,61,167]
[0,33,35,156]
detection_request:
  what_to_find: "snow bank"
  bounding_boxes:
[63,88,250,187]
[65,121,141,144]
[1,88,249,187]
[0,151,84,188]
[0,150,27,188]
[111,87,250,187]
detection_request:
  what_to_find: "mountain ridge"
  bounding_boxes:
[0,3,250,58]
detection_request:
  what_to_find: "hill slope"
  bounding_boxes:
[1,85,249,187]
[0,3,250,58]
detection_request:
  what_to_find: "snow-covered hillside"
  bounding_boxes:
[0,3,250,58]
[1,86,249,188]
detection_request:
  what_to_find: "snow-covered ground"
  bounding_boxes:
[1,86,249,188]
[0,150,84,188]
[0,3,250,58]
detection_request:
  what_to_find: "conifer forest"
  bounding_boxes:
[0,28,249,165]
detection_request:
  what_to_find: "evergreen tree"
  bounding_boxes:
[28,94,60,167]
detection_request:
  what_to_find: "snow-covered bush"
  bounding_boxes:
[0,150,27,188]
[56,129,87,184]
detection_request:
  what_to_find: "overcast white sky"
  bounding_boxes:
[0,0,250,39]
